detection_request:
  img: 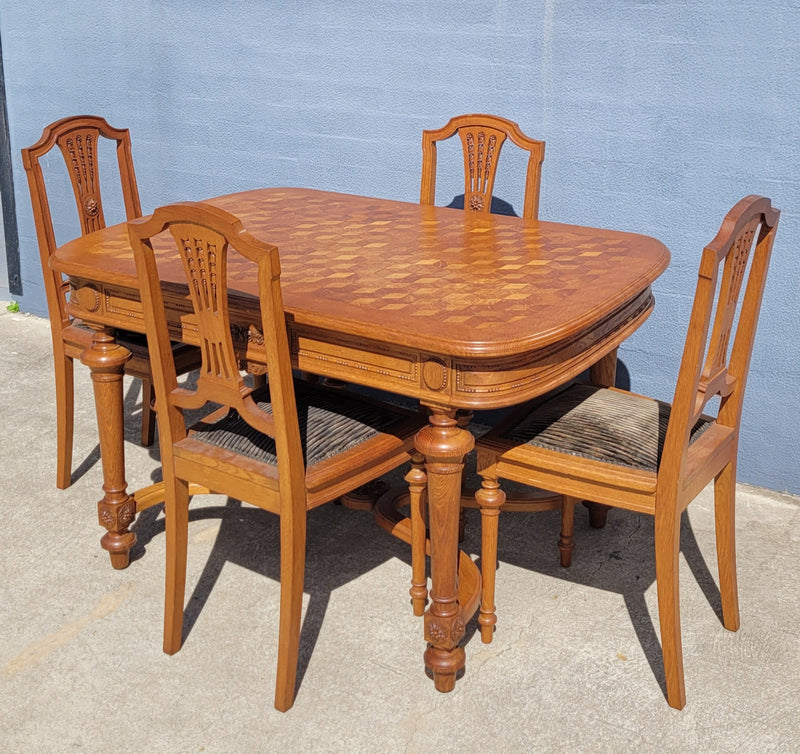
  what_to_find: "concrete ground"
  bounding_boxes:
[1,307,799,753]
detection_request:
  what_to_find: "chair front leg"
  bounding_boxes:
[714,459,740,631]
[407,451,429,616]
[559,496,578,567]
[140,377,156,447]
[654,503,686,710]
[475,466,506,644]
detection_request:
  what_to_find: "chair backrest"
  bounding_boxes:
[420,113,545,220]
[661,195,780,479]
[127,202,305,488]
[21,115,142,329]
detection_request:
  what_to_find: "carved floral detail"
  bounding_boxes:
[469,194,484,211]
[245,361,268,376]
[464,129,498,211]
[98,499,136,531]
[426,620,449,645]
[230,323,264,346]
[247,324,264,346]
[730,220,758,303]
[60,131,103,231]
[119,500,136,527]
[83,196,99,217]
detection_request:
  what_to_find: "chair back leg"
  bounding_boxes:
[714,459,740,631]
[54,351,75,490]
[274,510,306,712]
[654,504,686,709]
[163,477,191,655]
[140,378,156,447]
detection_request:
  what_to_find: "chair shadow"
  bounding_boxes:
[465,501,724,703]
[446,194,520,217]
[131,493,415,699]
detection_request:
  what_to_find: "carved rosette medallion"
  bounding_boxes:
[425,618,449,645]
[424,614,465,648]
[422,358,448,392]
[83,196,99,217]
[72,284,101,313]
[469,194,484,211]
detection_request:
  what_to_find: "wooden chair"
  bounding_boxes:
[408,115,558,615]
[474,196,780,709]
[21,115,200,488]
[420,113,545,220]
[128,201,425,712]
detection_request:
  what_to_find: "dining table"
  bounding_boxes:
[50,187,670,693]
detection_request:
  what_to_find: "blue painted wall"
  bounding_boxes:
[1,2,798,492]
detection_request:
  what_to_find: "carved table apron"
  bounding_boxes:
[51,187,671,693]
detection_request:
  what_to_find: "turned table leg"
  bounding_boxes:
[82,326,137,570]
[415,408,474,692]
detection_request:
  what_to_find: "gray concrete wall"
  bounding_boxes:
[1,1,798,491]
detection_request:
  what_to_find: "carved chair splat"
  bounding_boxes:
[21,115,201,489]
[420,113,545,220]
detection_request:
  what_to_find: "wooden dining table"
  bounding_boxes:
[51,187,670,693]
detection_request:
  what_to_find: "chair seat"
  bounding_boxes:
[189,380,417,468]
[492,383,714,472]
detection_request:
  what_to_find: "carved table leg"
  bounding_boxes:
[584,349,618,528]
[415,408,474,692]
[82,326,137,569]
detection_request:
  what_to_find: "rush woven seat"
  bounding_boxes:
[192,381,419,467]
[499,383,714,472]
[474,196,780,709]
[128,201,424,712]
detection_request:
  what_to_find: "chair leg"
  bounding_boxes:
[654,504,686,710]
[714,460,740,631]
[163,477,190,655]
[475,474,506,644]
[54,352,75,490]
[274,507,307,712]
[583,501,610,528]
[559,496,577,567]
[407,452,428,616]
[140,377,156,447]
